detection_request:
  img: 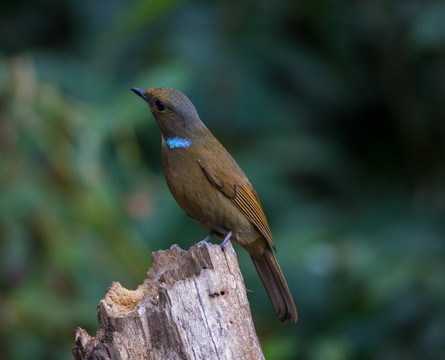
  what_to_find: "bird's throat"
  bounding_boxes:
[166,136,192,149]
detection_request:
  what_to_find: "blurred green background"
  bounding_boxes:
[1,0,444,359]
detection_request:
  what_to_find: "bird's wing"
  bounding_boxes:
[199,159,276,251]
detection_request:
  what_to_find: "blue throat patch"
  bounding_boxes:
[166,137,192,149]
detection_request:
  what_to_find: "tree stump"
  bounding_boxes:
[72,241,264,360]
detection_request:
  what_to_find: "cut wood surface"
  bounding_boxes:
[72,241,264,360]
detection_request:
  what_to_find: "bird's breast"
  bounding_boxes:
[160,140,259,247]
[161,141,216,218]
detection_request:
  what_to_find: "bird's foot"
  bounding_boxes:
[198,231,214,247]
[220,231,233,250]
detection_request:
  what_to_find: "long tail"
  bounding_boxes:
[251,246,297,323]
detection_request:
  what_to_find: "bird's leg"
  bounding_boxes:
[220,231,233,250]
[203,231,214,242]
[198,231,214,246]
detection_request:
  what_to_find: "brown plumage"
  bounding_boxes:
[131,87,297,323]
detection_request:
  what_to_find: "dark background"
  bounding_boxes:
[1,0,444,359]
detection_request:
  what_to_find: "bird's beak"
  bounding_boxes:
[131,88,147,101]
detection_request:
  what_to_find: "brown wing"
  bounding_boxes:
[199,160,276,251]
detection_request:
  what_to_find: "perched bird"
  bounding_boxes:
[131,87,297,323]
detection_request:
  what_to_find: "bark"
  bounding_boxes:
[72,241,264,360]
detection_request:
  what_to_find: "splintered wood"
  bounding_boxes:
[72,241,264,360]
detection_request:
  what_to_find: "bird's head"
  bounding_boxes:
[131,87,207,141]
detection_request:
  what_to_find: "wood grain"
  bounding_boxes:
[72,241,264,360]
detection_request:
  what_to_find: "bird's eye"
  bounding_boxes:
[155,101,166,112]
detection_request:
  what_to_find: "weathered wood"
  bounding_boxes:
[72,241,264,360]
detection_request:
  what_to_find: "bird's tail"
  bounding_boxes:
[251,246,297,323]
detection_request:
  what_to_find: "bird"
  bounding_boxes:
[131,87,297,323]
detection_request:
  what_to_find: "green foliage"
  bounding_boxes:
[1,0,445,359]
